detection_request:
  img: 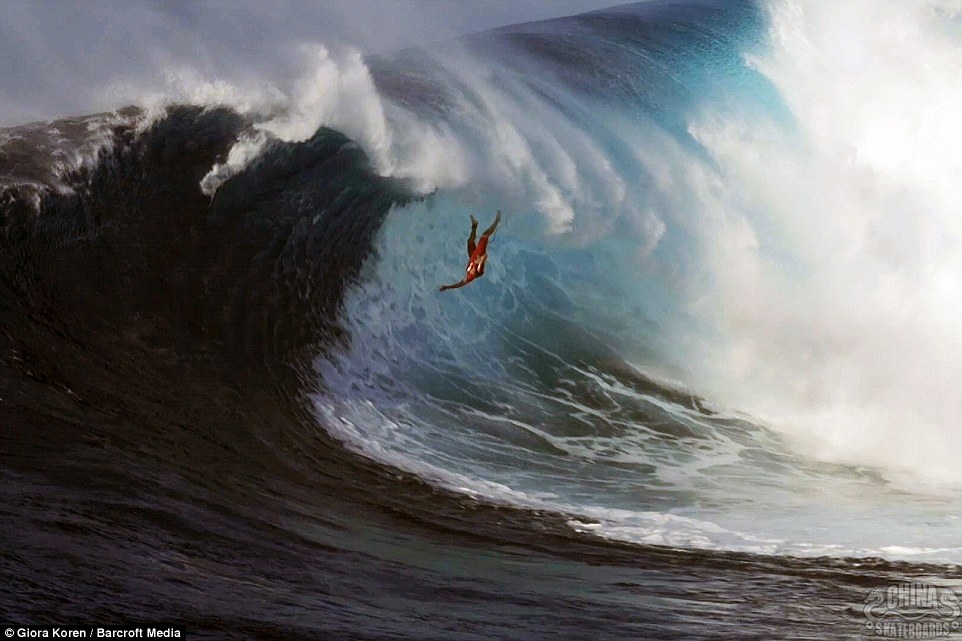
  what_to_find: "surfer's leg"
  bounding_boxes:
[481,210,501,238]
[467,217,478,257]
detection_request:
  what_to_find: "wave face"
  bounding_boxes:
[313,0,962,560]
[3,0,962,638]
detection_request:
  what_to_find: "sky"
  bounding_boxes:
[0,0,622,126]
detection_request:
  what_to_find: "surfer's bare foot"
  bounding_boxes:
[470,215,478,227]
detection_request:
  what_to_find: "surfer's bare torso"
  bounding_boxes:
[440,211,501,292]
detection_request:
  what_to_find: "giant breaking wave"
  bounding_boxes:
[3,0,961,568]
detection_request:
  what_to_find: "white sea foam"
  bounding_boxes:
[672,0,962,488]
[312,380,962,563]
[199,131,269,197]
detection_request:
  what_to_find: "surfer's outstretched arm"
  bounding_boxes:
[481,210,501,239]
[440,278,470,292]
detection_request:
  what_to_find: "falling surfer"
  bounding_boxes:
[439,210,502,292]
